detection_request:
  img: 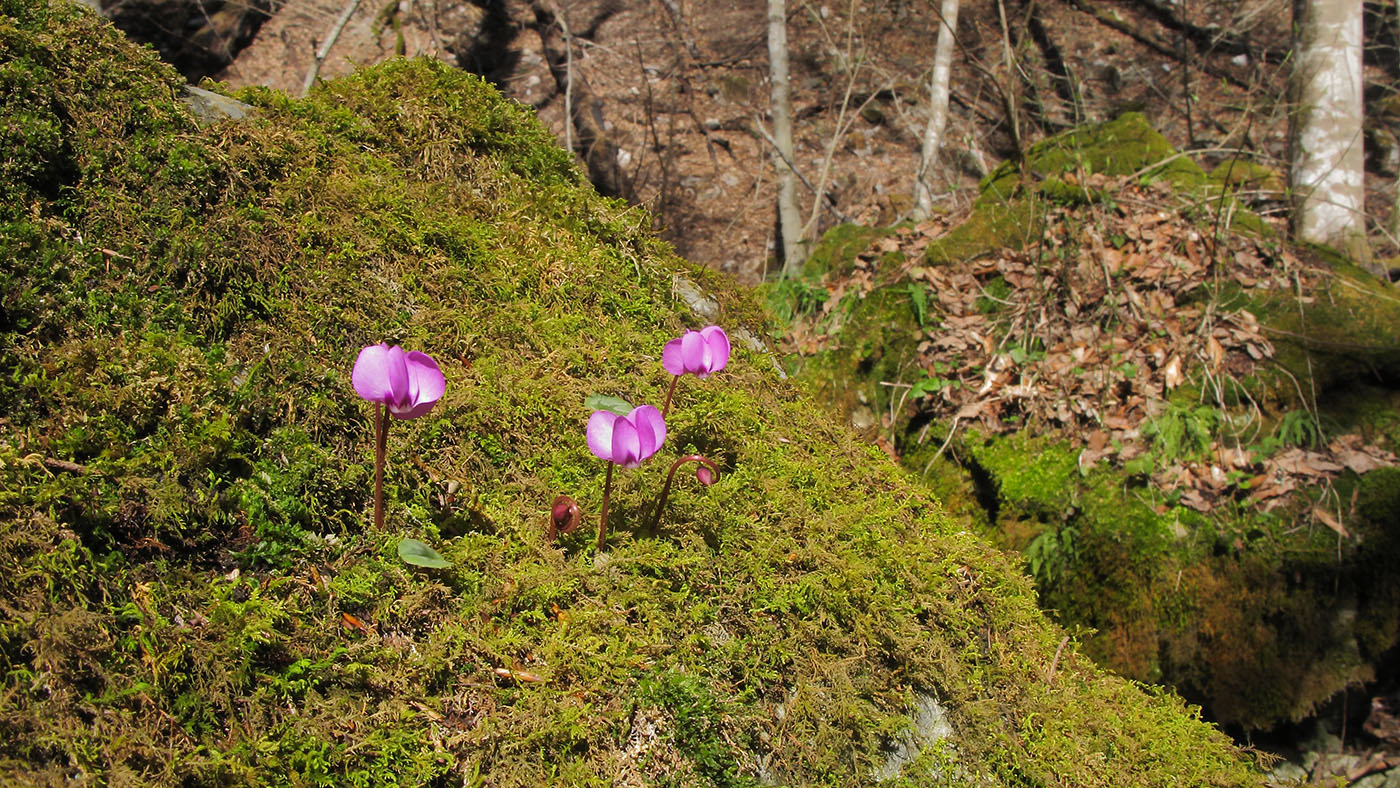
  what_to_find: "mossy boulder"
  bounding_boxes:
[0,3,1260,785]
[789,112,1400,730]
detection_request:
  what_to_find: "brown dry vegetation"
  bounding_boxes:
[101,0,1400,280]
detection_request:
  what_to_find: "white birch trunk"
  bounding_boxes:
[768,0,807,277]
[912,0,960,221]
[1290,0,1370,265]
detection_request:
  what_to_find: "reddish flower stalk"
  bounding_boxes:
[374,404,389,530]
[597,463,614,551]
[662,375,681,418]
[649,454,720,533]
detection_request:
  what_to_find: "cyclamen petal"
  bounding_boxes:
[384,345,410,410]
[397,351,445,419]
[611,417,643,467]
[587,410,619,461]
[681,331,707,373]
[352,344,396,403]
[699,325,730,374]
[662,337,686,376]
[631,405,666,459]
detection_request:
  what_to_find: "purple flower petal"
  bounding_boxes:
[699,325,730,374]
[662,337,685,376]
[611,416,642,467]
[680,331,706,374]
[383,345,410,409]
[355,344,446,418]
[631,405,666,460]
[587,410,619,462]
[393,351,445,419]
[392,399,437,420]
[353,344,396,403]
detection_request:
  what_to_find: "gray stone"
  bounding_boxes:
[873,692,955,782]
[181,85,254,126]
[1265,761,1307,786]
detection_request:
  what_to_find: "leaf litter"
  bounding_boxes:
[786,175,1396,522]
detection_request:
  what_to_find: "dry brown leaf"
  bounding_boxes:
[1163,355,1184,388]
[494,667,547,683]
[955,401,985,420]
[1205,336,1224,369]
[1180,489,1212,512]
[1337,450,1385,475]
[1312,507,1350,538]
[1273,449,1345,476]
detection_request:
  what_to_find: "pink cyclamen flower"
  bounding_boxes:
[587,405,667,468]
[352,343,446,419]
[662,325,730,378]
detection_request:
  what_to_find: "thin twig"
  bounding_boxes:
[1046,634,1070,682]
[922,416,961,479]
[302,0,364,97]
[42,457,98,475]
[751,119,854,223]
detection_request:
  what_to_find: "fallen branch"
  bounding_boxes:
[302,0,364,97]
[752,119,853,223]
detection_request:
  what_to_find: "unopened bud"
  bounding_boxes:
[696,466,716,486]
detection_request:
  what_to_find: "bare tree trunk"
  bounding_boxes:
[912,0,960,220]
[1290,0,1371,269]
[768,0,807,277]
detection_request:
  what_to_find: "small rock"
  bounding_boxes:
[1265,761,1306,786]
[851,405,876,431]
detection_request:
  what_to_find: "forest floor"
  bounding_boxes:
[105,0,1399,282]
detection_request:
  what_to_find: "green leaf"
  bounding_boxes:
[397,538,450,569]
[908,282,928,326]
[585,394,633,415]
[909,376,949,399]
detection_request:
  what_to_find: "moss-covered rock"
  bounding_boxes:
[789,111,1400,731]
[0,3,1260,785]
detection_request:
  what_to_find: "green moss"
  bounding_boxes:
[0,4,1260,786]
[938,424,1386,728]
[978,112,1203,207]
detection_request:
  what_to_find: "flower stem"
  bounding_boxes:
[596,463,614,552]
[373,403,388,530]
[649,454,719,534]
[661,375,681,418]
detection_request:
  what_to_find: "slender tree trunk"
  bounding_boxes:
[1289,0,1371,268]
[768,0,807,277]
[913,0,960,220]
[1391,2,1400,247]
